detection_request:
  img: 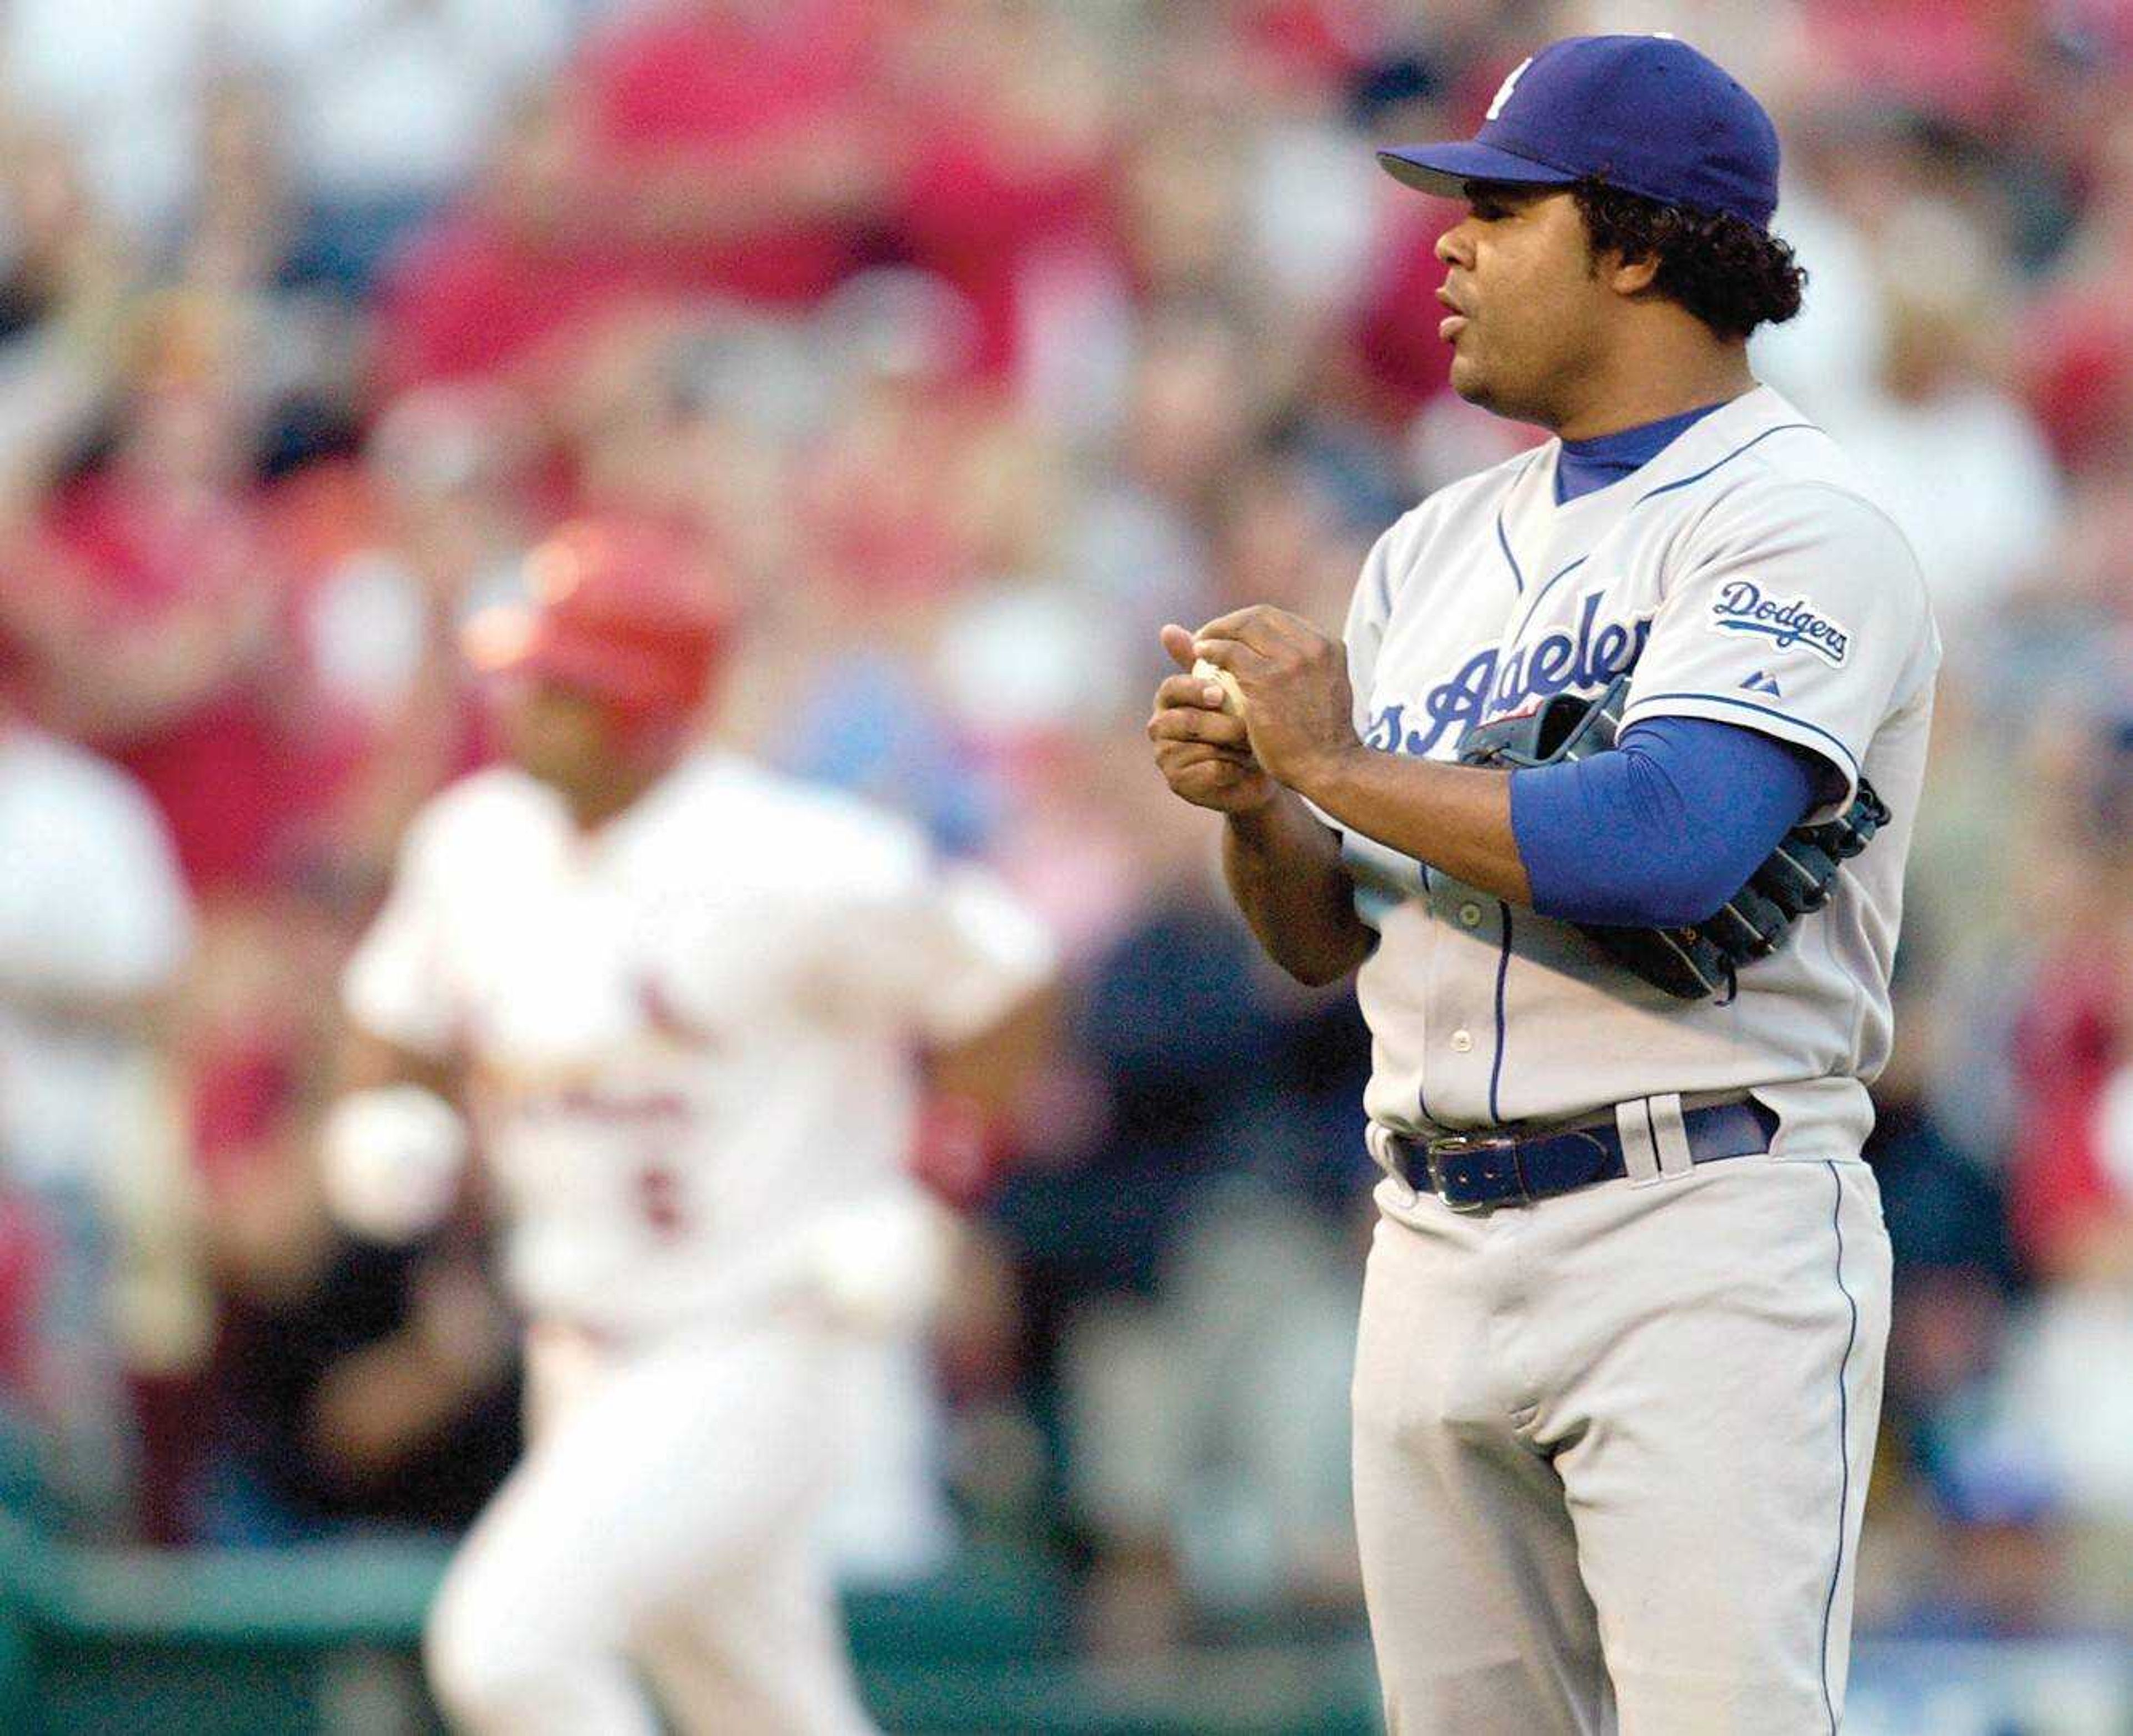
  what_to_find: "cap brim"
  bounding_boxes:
[1376,142,1580,199]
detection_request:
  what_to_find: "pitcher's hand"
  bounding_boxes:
[1149,624,1276,814]
[1185,607,1361,796]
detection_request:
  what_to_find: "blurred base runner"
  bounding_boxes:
[425,1317,875,1735]
[327,518,1054,1734]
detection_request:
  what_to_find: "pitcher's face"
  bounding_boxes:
[1434,185,1619,429]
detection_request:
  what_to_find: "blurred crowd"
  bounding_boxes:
[0,0,2127,1669]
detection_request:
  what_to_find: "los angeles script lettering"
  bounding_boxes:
[1365,593,1653,757]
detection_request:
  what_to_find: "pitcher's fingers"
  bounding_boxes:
[1191,605,1291,653]
[1155,738,1256,774]
[1155,672,1230,711]
[1185,636,1274,682]
[1148,706,1251,748]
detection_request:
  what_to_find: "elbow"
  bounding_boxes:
[1548,858,1739,929]
[1275,928,1374,988]
[304,1395,409,1489]
[1636,862,1746,929]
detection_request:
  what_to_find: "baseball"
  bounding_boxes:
[808,1193,957,1333]
[319,1084,469,1245]
[1193,657,1248,719]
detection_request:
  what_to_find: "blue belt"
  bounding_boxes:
[1386,1100,1780,1214]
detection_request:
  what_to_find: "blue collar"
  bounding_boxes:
[1554,399,1729,504]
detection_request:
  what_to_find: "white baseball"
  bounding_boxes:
[1193,657,1248,719]
[808,1193,955,1333]
[319,1084,469,1244]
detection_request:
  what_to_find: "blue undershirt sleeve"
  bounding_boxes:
[1508,717,1827,927]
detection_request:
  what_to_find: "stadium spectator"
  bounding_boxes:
[227,0,574,292]
[0,707,195,1529]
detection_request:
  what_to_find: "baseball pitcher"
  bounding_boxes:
[1149,36,1938,1735]
[325,518,1055,1735]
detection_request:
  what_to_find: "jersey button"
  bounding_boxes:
[1458,902,1483,928]
[1450,1029,1474,1053]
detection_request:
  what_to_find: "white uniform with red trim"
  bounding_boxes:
[346,748,1053,1736]
[1329,386,1940,1734]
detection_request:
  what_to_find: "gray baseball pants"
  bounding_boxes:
[1351,1151,1890,1734]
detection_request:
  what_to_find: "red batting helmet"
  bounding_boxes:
[465,517,733,744]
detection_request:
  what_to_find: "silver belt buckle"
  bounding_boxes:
[1423,1133,1507,1215]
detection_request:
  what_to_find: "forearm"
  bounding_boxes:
[1509,719,1822,926]
[0,979,172,1040]
[304,1330,496,1485]
[1294,746,1532,907]
[338,1024,459,1101]
[1223,786,1374,986]
[925,984,1057,1120]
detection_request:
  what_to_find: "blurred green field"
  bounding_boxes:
[4,1518,2128,1734]
[0,1519,1382,1735]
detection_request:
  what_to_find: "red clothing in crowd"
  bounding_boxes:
[2021,286,2133,472]
[1797,0,2033,131]
[375,216,629,392]
[2010,938,2128,1273]
[40,473,304,894]
[1345,203,1459,426]
[577,0,891,304]
[897,113,1119,382]
[380,0,900,391]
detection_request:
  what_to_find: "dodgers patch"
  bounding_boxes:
[1710,580,1849,665]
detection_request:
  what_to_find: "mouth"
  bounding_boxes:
[1436,283,1469,344]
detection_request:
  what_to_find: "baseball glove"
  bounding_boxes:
[1456,676,1888,1000]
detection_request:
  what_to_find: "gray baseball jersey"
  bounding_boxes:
[1329,384,1939,1155]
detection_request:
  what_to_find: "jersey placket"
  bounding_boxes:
[1418,508,1590,1133]
[1415,868,1511,1128]
[1424,484,1631,1130]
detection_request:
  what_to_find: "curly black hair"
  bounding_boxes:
[1570,180,1807,341]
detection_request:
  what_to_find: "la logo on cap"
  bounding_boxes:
[1485,56,1531,120]
[1486,32,1680,123]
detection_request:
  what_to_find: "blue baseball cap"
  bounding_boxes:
[1378,35,1781,231]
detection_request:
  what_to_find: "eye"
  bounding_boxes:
[1469,197,1511,223]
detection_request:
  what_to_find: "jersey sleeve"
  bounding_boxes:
[1619,480,1937,819]
[817,834,1057,1045]
[1341,523,1401,736]
[1512,717,1820,926]
[1300,521,1401,838]
[342,816,461,1059]
[905,862,1058,1045]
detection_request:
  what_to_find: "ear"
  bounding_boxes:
[1604,251,1661,296]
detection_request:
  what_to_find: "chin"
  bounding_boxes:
[1450,357,1548,428]
[1448,355,1493,407]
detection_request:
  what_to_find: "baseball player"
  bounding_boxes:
[324,517,1055,1735]
[1149,36,1939,1736]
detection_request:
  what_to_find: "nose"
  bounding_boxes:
[1434,220,1476,269]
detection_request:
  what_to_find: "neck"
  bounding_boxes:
[564,762,664,832]
[1550,334,1758,442]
